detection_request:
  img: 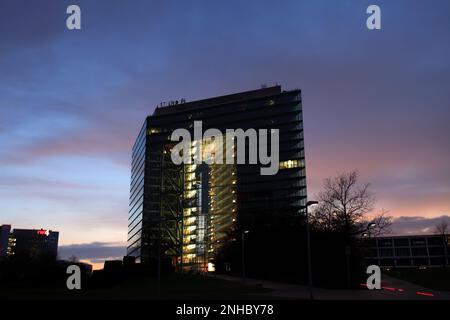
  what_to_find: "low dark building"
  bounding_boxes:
[56,260,93,275]
[9,228,59,261]
[0,225,11,260]
[363,234,450,268]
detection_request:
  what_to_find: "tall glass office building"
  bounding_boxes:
[127,86,307,273]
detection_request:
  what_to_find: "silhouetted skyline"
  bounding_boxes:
[1,0,449,266]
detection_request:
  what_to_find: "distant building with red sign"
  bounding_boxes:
[0,225,11,260]
[0,225,59,261]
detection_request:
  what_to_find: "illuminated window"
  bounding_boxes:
[279,159,304,169]
[148,128,160,135]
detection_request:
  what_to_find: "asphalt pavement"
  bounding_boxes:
[212,273,450,300]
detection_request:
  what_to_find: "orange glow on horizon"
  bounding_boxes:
[80,260,104,271]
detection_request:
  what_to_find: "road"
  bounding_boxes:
[212,274,450,300]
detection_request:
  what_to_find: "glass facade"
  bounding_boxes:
[127,86,308,271]
[127,122,146,261]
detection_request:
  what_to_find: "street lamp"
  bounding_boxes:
[305,200,318,300]
[242,230,250,282]
[366,222,377,238]
[362,222,378,274]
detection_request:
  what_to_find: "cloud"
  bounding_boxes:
[391,215,450,235]
[58,241,126,262]
[0,0,67,51]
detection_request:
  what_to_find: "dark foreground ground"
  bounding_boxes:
[2,268,450,300]
[386,268,450,291]
[0,273,273,300]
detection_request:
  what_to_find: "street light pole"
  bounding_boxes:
[362,222,377,271]
[367,222,376,238]
[305,200,318,300]
[157,230,161,297]
[242,230,249,282]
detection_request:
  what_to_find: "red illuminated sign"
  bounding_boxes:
[37,229,47,235]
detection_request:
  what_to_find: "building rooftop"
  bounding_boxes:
[152,85,293,117]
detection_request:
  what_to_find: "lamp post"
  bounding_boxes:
[362,222,377,237]
[367,222,377,238]
[353,222,378,287]
[242,230,249,282]
[305,200,318,300]
[362,222,378,272]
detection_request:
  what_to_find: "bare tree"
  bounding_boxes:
[311,171,391,237]
[310,201,338,233]
[435,220,449,236]
[68,255,79,263]
[361,209,392,237]
[435,220,448,268]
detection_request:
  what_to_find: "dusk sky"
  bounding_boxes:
[1,0,449,267]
